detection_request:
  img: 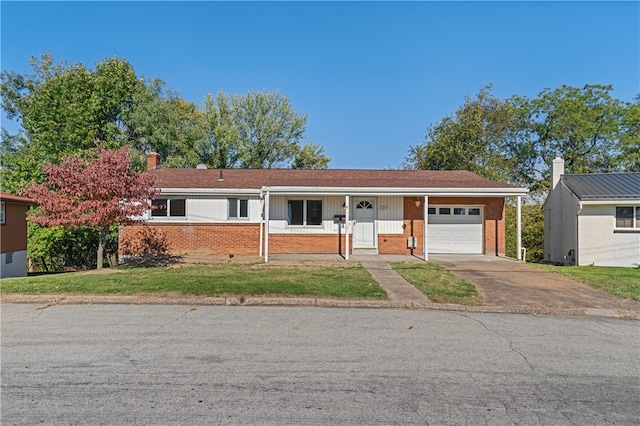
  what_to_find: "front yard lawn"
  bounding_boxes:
[0,263,387,300]
[536,265,640,301]
[390,262,478,305]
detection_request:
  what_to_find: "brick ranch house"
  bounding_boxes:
[119,153,529,262]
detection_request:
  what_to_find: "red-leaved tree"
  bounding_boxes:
[21,147,159,270]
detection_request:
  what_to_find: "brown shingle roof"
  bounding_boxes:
[150,168,522,190]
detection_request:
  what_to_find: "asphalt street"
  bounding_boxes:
[1,304,639,425]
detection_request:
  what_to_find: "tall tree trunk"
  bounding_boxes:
[96,229,108,271]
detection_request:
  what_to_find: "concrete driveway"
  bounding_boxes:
[430,255,640,315]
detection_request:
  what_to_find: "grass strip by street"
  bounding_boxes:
[535,264,640,301]
[0,264,387,300]
[390,262,478,305]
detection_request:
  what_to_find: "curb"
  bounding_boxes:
[2,294,639,320]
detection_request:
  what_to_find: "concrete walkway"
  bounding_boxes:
[359,261,431,304]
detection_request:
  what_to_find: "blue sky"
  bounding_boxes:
[1,1,638,169]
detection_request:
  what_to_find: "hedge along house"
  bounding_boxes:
[119,153,529,262]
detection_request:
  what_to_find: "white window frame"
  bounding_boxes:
[228,198,249,220]
[287,199,323,227]
[151,198,186,218]
[615,206,640,229]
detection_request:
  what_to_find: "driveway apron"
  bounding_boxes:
[430,255,640,312]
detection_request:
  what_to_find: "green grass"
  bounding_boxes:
[536,264,640,301]
[0,264,387,300]
[390,262,478,305]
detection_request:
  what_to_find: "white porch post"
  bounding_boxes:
[344,195,350,260]
[423,195,429,261]
[516,195,522,261]
[259,195,264,257]
[264,191,270,263]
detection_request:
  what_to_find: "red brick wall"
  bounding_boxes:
[269,234,344,254]
[119,223,261,256]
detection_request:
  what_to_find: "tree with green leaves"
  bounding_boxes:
[292,143,330,169]
[200,90,328,169]
[407,83,638,196]
[1,53,143,190]
[514,84,632,193]
[406,85,526,185]
[125,78,207,169]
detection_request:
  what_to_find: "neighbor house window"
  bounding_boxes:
[5,251,13,264]
[468,208,481,216]
[229,198,249,219]
[151,199,186,217]
[616,206,639,229]
[439,207,451,215]
[0,202,4,224]
[428,207,436,215]
[287,200,323,226]
[454,208,466,215]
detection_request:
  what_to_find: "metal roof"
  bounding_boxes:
[561,173,640,200]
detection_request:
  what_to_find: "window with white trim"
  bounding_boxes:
[287,200,322,226]
[615,206,640,229]
[229,198,249,219]
[151,199,186,217]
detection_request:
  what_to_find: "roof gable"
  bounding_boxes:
[561,173,640,200]
[150,168,523,191]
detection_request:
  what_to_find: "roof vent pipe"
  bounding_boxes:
[218,170,224,181]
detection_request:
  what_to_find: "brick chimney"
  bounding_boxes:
[146,152,161,171]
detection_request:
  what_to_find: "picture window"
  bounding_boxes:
[288,200,323,226]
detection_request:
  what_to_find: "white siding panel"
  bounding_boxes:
[149,196,261,223]
[188,198,227,222]
[578,205,640,267]
[377,196,404,234]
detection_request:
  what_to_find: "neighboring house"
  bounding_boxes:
[544,157,640,267]
[119,153,528,262]
[0,192,35,278]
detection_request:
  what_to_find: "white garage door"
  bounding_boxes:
[427,206,483,254]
